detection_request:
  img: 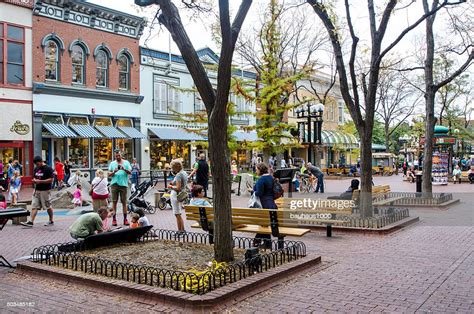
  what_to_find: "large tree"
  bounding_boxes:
[135,0,252,262]
[421,0,473,193]
[306,0,468,216]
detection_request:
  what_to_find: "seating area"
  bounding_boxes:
[184,205,311,248]
[352,184,403,206]
[450,171,470,183]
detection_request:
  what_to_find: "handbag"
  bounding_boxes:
[248,193,262,208]
[176,173,189,202]
[272,178,284,200]
[89,178,104,196]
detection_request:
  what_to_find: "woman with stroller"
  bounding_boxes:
[168,159,188,234]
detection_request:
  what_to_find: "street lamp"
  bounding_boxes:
[296,103,324,165]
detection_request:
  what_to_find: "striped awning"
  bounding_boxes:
[43,123,77,137]
[149,127,205,141]
[70,124,103,138]
[305,130,358,147]
[96,125,127,138]
[118,126,147,139]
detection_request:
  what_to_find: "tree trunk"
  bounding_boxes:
[422,90,436,195]
[384,123,390,153]
[359,128,373,218]
[209,107,233,262]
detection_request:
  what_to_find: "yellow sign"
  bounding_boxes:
[10,120,30,135]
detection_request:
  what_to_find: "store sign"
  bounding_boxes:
[1,0,34,8]
[10,120,30,135]
[434,137,456,145]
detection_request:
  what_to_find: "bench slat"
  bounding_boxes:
[234,225,310,237]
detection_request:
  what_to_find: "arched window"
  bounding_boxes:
[45,40,59,81]
[118,54,130,90]
[95,50,108,87]
[71,45,85,84]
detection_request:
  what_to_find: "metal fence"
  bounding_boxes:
[387,192,453,206]
[31,229,306,295]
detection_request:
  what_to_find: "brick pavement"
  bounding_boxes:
[0,175,473,312]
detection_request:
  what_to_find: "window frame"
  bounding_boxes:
[152,74,181,116]
[0,22,26,87]
[71,44,85,85]
[117,54,130,91]
[95,49,109,88]
[44,39,60,82]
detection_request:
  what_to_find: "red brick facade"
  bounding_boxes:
[32,15,140,94]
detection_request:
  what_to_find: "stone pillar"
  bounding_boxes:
[33,112,43,158]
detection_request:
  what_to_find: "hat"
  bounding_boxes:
[33,156,43,163]
[350,179,360,189]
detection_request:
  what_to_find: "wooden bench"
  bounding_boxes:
[275,198,353,236]
[184,205,311,248]
[353,185,403,206]
[450,171,470,183]
[0,208,29,268]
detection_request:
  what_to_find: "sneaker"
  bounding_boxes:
[21,221,33,227]
[123,219,129,226]
[44,221,54,226]
[112,219,118,226]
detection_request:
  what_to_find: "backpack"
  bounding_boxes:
[272,178,284,200]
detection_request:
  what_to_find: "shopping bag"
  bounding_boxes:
[248,193,262,208]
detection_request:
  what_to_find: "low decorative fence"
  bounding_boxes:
[387,192,453,206]
[31,229,306,295]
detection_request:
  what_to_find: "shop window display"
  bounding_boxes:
[150,141,190,169]
[68,138,89,168]
[94,139,112,168]
[115,138,133,160]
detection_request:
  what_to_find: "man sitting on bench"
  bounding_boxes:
[328,179,359,200]
[69,207,109,240]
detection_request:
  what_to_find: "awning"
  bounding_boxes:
[43,123,77,137]
[233,130,259,142]
[372,144,387,150]
[96,125,127,138]
[118,126,147,139]
[305,130,359,147]
[70,124,103,138]
[149,127,205,141]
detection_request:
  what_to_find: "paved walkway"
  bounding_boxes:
[0,176,473,312]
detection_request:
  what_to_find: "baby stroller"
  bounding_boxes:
[127,180,156,214]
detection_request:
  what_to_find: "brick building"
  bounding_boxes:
[31,0,146,177]
[0,0,34,184]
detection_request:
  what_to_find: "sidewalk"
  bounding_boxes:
[1,175,472,312]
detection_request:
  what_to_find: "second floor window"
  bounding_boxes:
[71,45,85,84]
[1,23,25,85]
[95,50,108,87]
[118,55,130,90]
[338,102,345,124]
[153,75,181,115]
[45,40,59,81]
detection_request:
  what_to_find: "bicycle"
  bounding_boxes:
[299,173,316,193]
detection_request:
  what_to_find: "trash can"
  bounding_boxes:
[415,173,422,193]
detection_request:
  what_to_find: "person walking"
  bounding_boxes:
[90,169,109,211]
[190,153,210,197]
[54,157,65,190]
[21,156,54,227]
[307,162,325,193]
[64,160,72,187]
[168,159,188,233]
[9,170,22,206]
[108,149,132,226]
[131,158,141,187]
[253,163,276,248]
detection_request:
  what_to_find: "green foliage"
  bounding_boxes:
[372,120,385,145]
[338,120,358,138]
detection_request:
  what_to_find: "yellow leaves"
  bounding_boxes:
[173,259,228,293]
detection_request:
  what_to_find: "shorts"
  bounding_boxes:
[111,184,128,203]
[32,190,52,210]
[170,190,183,215]
[92,198,108,211]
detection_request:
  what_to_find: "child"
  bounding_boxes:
[100,207,113,231]
[190,184,211,206]
[130,213,140,228]
[135,208,150,227]
[231,160,238,177]
[72,184,83,207]
[9,170,21,206]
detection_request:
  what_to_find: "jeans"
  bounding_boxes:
[131,172,139,186]
[315,174,324,193]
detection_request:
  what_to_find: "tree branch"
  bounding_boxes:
[434,49,474,91]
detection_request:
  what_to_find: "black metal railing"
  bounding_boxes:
[386,192,453,205]
[31,229,306,295]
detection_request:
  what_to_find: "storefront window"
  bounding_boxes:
[0,147,23,173]
[150,141,190,169]
[68,116,88,125]
[231,149,249,168]
[115,138,133,160]
[94,138,112,168]
[68,138,89,168]
[94,118,112,126]
[116,119,132,127]
[43,115,63,124]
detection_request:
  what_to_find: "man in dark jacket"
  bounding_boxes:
[190,153,210,197]
[307,162,324,193]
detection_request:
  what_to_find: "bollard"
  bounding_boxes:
[415,173,422,195]
[326,224,332,237]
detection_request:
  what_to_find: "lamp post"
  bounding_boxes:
[295,103,324,165]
